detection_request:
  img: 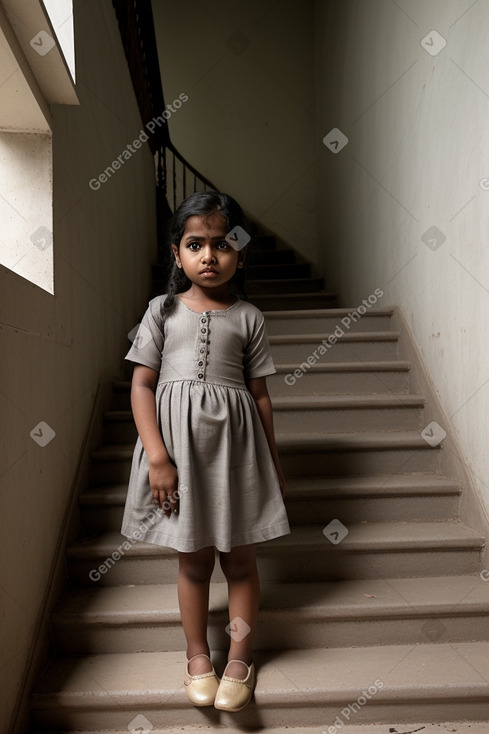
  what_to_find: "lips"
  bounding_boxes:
[200,269,217,274]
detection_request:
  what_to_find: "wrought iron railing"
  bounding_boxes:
[112,0,218,263]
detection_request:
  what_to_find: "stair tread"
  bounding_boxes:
[67,522,484,560]
[275,430,443,450]
[274,360,411,372]
[91,431,446,461]
[52,574,489,625]
[105,395,425,422]
[31,642,489,706]
[80,473,462,507]
[270,330,400,343]
[263,307,394,318]
[36,725,489,734]
[247,277,323,285]
[252,290,335,297]
[113,361,412,394]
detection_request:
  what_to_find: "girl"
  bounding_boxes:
[121,191,290,712]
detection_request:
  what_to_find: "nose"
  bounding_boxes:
[201,245,216,263]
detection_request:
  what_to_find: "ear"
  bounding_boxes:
[238,245,247,268]
[171,243,182,268]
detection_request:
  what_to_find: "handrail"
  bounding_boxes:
[112,0,218,263]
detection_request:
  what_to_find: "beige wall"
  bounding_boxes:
[0,2,156,730]
[315,0,489,521]
[152,0,317,265]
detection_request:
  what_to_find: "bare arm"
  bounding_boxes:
[131,364,179,516]
[245,376,286,497]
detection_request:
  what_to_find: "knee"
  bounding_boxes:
[219,548,257,582]
[179,549,215,583]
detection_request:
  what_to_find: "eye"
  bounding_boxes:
[217,241,231,250]
[187,241,201,251]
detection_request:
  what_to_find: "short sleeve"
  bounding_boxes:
[125,297,164,372]
[243,312,276,379]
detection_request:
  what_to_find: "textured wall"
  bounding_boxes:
[315,0,489,520]
[0,1,156,729]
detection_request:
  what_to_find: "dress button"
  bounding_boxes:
[200,348,205,353]
[201,317,206,323]
[198,360,203,366]
[201,328,207,334]
[201,337,206,343]
[197,372,204,379]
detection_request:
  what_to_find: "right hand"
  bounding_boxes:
[149,460,180,518]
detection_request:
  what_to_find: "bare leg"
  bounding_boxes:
[178,546,215,675]
[219,544,260,679]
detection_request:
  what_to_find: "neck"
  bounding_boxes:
[184,283,236,304]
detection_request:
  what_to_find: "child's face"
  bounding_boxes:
[171,212,245,290]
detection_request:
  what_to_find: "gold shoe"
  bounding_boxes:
[184,654,220,707]
[214,660,255,712]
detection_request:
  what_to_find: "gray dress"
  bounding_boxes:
[121,294,290,553]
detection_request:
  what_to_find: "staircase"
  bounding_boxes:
[30,234,489,733]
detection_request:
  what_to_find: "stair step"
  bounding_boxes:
[51,574,489,654]
[270,331,400,362]
[112,361,413,408]
[250,234,277,249]
[247,262,311,279]
[248,248,295,265]
[276,430,443,476]
[270,361,411,395]
[31,643,489,729]
[66,522,483,586]
[90,431,444,484]
[273,393,426,432]
[79,474,461,533]
[264,307,393,334]
[32,725,489,734]
[103,394,427,443]
[250,291,338,310]
[247,277,324,294]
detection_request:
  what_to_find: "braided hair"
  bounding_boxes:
[162,191,248,316]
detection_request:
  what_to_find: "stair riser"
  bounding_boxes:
[247,278,324,294]
[249,249,295,265]
[279,447,442,478]
[91,447,442,484]
[269,370,411,395]
[104,407,424,444]
[251,294,338,310]
[67,547,481,587]
[52,612,489,655]
[248,263,311,279]
[80,495,459,534]
[271,340,398,362]
[265,315,392,335]
[31,696,489,730]
[274,406,423,433]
